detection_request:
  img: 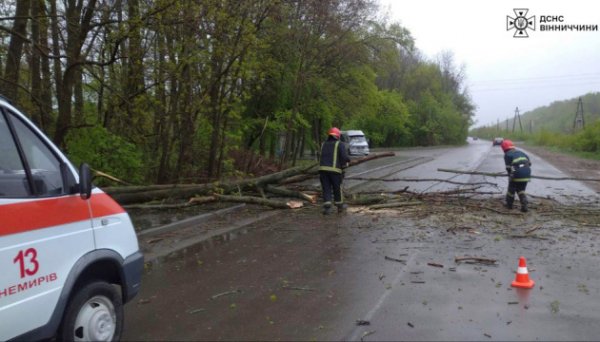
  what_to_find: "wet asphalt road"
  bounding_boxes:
[122,140,600,341]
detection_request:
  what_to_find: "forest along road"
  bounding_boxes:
[122,140,600,341]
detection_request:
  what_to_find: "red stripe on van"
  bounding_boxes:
[0,193,125,237]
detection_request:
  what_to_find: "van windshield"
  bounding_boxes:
[349,136,367,144]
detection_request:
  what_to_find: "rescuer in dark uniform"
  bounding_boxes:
[319,127,350,215]
[502,139,532,212]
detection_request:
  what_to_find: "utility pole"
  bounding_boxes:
[497,118,500,133]
[506,117,509,132]
[529,120,533,133]
[573,97,585,132]
[512,107,523,133]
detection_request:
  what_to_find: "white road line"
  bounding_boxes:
[345,249,421,341]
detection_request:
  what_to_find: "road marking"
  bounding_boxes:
[348,157,430,178]
[344,248,421,341]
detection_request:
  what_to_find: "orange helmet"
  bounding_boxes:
[501,139,515,152]
[328,127,341,139]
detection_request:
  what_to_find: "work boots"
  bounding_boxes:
[322,203,334,215]
[504,194,514,209]
[336,203,348,213]
[519,193,528,213]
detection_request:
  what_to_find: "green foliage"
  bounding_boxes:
[65,126,144,186]
[4,0,476,182]
[361,91,410,146]
[573,121,600,154]
[471,92,600,160]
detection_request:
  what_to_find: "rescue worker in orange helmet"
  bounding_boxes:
[501,139,532,212]
[319,127,350,215]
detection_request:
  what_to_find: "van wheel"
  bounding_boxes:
[58,281,123,342]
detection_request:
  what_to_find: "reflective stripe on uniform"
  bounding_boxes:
[512,156,528,164]
[333,140,339,169]
[319,166,342,173]
[513,178,530,182]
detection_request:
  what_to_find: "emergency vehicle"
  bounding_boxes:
[0,96,143,341]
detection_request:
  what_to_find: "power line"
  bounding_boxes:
[472,72,600,85]
[470,80,600,92]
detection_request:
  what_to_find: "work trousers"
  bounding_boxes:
[507,181,527,198]
[319,171,343,206]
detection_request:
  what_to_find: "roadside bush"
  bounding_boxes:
[573,121,600,153]
[65,126,144,186]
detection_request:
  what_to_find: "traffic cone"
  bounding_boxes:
[511,256,535,289]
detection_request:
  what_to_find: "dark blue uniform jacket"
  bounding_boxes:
[504,149,531,182]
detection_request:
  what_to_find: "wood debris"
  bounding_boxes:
[210,289,241,300]
[384,256,407,264]
[454,256,497,265]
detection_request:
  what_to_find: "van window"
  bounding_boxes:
[0,110,65,197]
[349,135,367,144]
[0,112,27,197]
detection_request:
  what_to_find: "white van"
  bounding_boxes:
[0,96,143,341]
[340,130,370,156]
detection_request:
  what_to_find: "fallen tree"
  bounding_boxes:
[105,152,397,206]
[106,163,316,205]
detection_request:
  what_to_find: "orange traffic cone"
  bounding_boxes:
[511,256,535,289]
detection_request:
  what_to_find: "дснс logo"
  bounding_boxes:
[507,9,536,37]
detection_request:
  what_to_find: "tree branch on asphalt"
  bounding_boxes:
[264,185,316,203]
[454,256,497,265]
[456,203,522,215]
[214,194,303,209]
[384,256,407,263]
[345,176,496,187]
[281,285,316,292]
[525,226,542,235]
[369,201,422,210]
[438,168,600,182]
[509,234,548,240]
[210,290,241,300]
[348,152,396,166]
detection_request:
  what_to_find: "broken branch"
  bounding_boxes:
[214,194,302,209]
[345,176,495,186]
[454,256,497,265]
[438,168,600,182]
[384,256,407,264]
[369,201,422,210]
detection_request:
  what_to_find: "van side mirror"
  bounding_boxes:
[79,163,92,200]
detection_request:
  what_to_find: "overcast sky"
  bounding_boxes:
[378,0,600,128]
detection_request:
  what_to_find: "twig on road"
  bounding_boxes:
[345,176,496,187]
[509,234,549,240]
[210,290,241,300]
[384,256,407,264]
[438,168,600,182]
[369,201,422,210]
[454,256,497,265]
[525,226,542,235]
[281,285,316,292]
